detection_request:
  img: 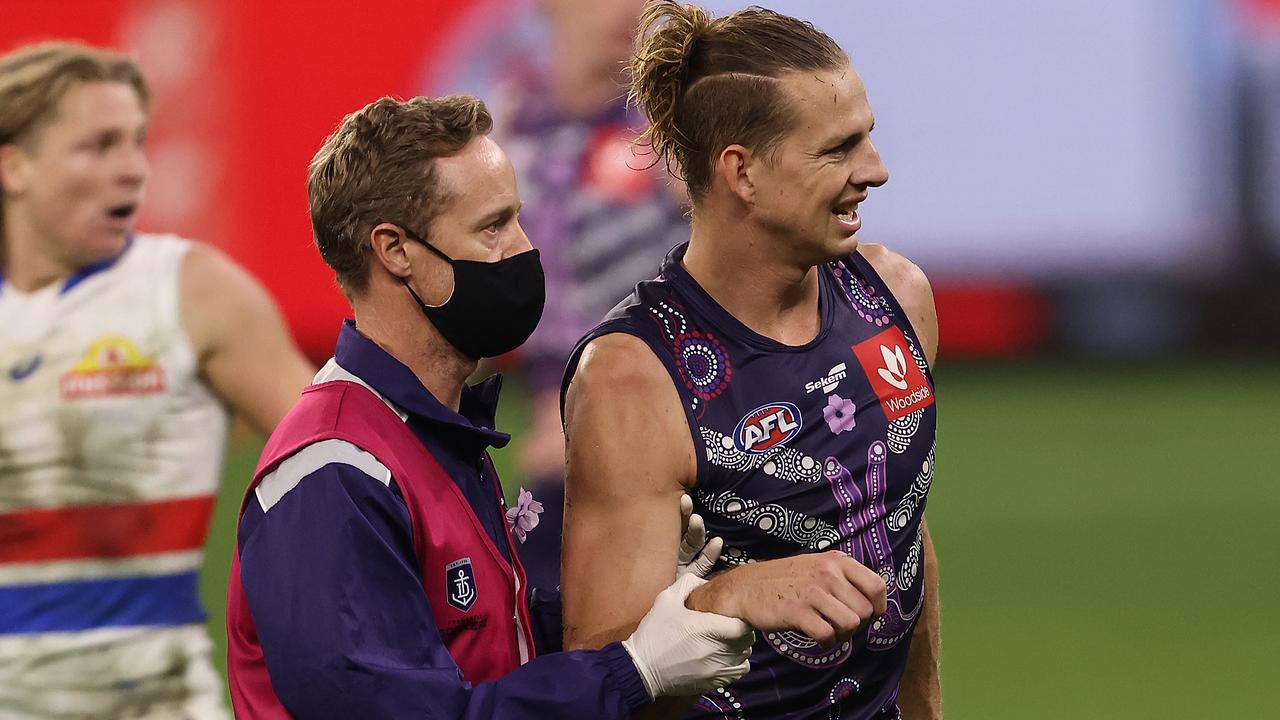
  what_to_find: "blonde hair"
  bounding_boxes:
[307,95,493,295]
[0,41,149,147]
[629,1,846,200]
[0,41,149,233]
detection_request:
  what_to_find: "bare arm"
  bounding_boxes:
[180,244,315,435]
[562,333,698,718]
[861,242,942,717]
[897,520,941,719]
[562,333,696,649]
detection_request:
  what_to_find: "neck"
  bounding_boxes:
[0,208,72,292]
[352,292,476,412]
[684,207,823,346]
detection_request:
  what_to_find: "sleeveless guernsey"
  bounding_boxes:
[0,235,229,719]
[565,242,938,719]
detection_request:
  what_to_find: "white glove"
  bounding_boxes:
[676,493,722,579]
[621,572,755,700]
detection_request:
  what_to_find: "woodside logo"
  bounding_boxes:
[851,327,934,421]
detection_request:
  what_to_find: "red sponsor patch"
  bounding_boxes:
[852,327,934,421]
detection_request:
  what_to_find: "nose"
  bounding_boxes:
[854,141,889,189]
[505,220,534,259]
[119,143,148,187]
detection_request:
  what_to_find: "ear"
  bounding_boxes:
[368,223,414,280]
[715,144,755,204]
[0,144,32,195]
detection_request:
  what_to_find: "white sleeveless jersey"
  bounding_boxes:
[0,235,230,719]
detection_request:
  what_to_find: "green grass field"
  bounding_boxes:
[198,360,1280,718]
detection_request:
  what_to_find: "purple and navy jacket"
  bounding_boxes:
[565,243,939,719]
[227,321,648,719]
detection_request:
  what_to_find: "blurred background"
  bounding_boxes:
[4,0,1277,717]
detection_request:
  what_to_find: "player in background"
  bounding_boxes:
[561,2,942,718]
[0,42,313,718]
[490,0,691,591]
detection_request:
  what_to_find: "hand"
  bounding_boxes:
[622,573,755,700]
[676,494,722,579]
[687,550,887,648]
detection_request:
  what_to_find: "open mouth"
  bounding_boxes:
[832,201,861,229]
[107,204,137,220]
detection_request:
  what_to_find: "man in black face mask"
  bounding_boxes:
[223,95,757,718]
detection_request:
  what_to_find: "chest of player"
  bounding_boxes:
[0,253,217,507]
[671,264,938,567]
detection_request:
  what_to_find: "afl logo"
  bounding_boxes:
[733,402,803,454]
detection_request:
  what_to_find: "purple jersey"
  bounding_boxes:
[564,243,938,719]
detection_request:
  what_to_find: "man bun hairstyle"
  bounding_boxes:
[307,95,492,295]
[629,1,847,200]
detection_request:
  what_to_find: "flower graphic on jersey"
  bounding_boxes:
[505,488,545,543]
[823,393,857,435]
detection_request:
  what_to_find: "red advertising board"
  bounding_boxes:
[1,0,473,356]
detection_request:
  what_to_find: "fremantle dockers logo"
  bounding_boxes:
[445,557,477,613]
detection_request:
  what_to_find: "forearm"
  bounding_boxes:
[261,639,648,720]
[897,521,942,719]
[633,696,699,720]
[403,643,649,720]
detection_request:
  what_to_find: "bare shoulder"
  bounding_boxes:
[566,331,695,487]
[180,242,281,356]
[569,332,675,402]
[181,242,274,308]
[857,242,938,366]
[180,242,313,433]
[857,242,932,304]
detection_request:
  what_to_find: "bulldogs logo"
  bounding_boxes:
[733,402,803,454]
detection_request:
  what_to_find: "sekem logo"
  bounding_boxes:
[733,402,803,454]
[804,362,848,394]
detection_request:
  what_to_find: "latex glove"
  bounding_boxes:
[676,493,723,579]
[622,573,755,700]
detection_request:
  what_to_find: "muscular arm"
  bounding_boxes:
[561,333,698,716]
[180,243,314,435]
[861,242,943,718]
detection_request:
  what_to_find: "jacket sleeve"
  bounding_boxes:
[237,456,649,719]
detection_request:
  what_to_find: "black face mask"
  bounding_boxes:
[396,225,545,359]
